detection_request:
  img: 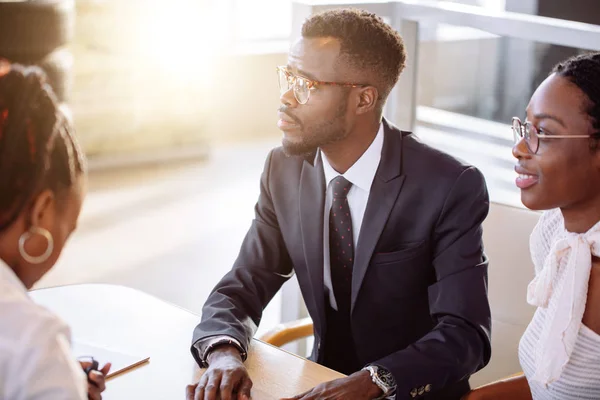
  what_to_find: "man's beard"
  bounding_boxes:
[282,100,349,156]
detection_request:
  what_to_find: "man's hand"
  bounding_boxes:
[186,345,253,400]
[280,370,383,400]
[79,361,111,400]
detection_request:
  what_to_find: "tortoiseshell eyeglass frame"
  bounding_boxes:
[277,66,369,104]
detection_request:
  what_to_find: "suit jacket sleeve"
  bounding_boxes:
[190,149,294,367]
[375,166,492,399]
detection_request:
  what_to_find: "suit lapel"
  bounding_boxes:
[351,119,406,314]
[299,151,327,331]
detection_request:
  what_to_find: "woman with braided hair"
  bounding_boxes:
[0,60,110,400]
[465,52,600,399]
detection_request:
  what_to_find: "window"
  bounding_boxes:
[225,0,504,42]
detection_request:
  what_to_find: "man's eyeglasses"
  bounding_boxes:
[277,66,368,105]
[511,117,596,154]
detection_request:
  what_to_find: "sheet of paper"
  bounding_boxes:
[72,339,150,379]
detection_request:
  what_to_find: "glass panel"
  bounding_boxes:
[414,16,595,207]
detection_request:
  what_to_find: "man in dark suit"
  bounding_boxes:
[187,8,491,400]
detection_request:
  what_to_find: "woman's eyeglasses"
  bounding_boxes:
[511,117,596,154]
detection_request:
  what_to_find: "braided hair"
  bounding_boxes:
[0,60,86,233]
[552,52,600,139]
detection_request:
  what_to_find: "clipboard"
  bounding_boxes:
[72,340,150,380]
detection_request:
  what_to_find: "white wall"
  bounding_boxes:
[472,203,539,386]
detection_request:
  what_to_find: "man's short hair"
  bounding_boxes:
[302,8,407,103]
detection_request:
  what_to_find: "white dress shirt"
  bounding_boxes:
[0,259,87,400]
[322,124,384,309]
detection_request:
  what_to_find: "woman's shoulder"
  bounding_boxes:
[0,286,71,351]
[0,287,86,400]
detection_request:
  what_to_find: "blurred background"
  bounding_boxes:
[2,0,600,387]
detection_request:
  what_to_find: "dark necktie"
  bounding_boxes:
[329,176,354,315]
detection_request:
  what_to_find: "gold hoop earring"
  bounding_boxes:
[18,227,54,265]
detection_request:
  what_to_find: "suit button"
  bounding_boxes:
[425,384,432,393]
[410,388,418,398]
[418,386,425,395]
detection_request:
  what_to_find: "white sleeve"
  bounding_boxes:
[5,319,87,400]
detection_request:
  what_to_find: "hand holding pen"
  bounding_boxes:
[78,356,112,400]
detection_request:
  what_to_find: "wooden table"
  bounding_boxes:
[30,284,344,399]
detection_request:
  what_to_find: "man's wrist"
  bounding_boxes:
[207,344,243,364]
[362,365,397,399]
[357,370,385,399]
[200,337,247,368]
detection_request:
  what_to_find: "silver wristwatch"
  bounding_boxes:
[363,365,397,399]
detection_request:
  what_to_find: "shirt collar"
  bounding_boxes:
[0,257,28,295]
[321,123,384,192]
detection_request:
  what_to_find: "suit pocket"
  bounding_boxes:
[366,241,432,300]
[372,241,427,265]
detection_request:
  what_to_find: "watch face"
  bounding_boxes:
[378,369,396,387]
